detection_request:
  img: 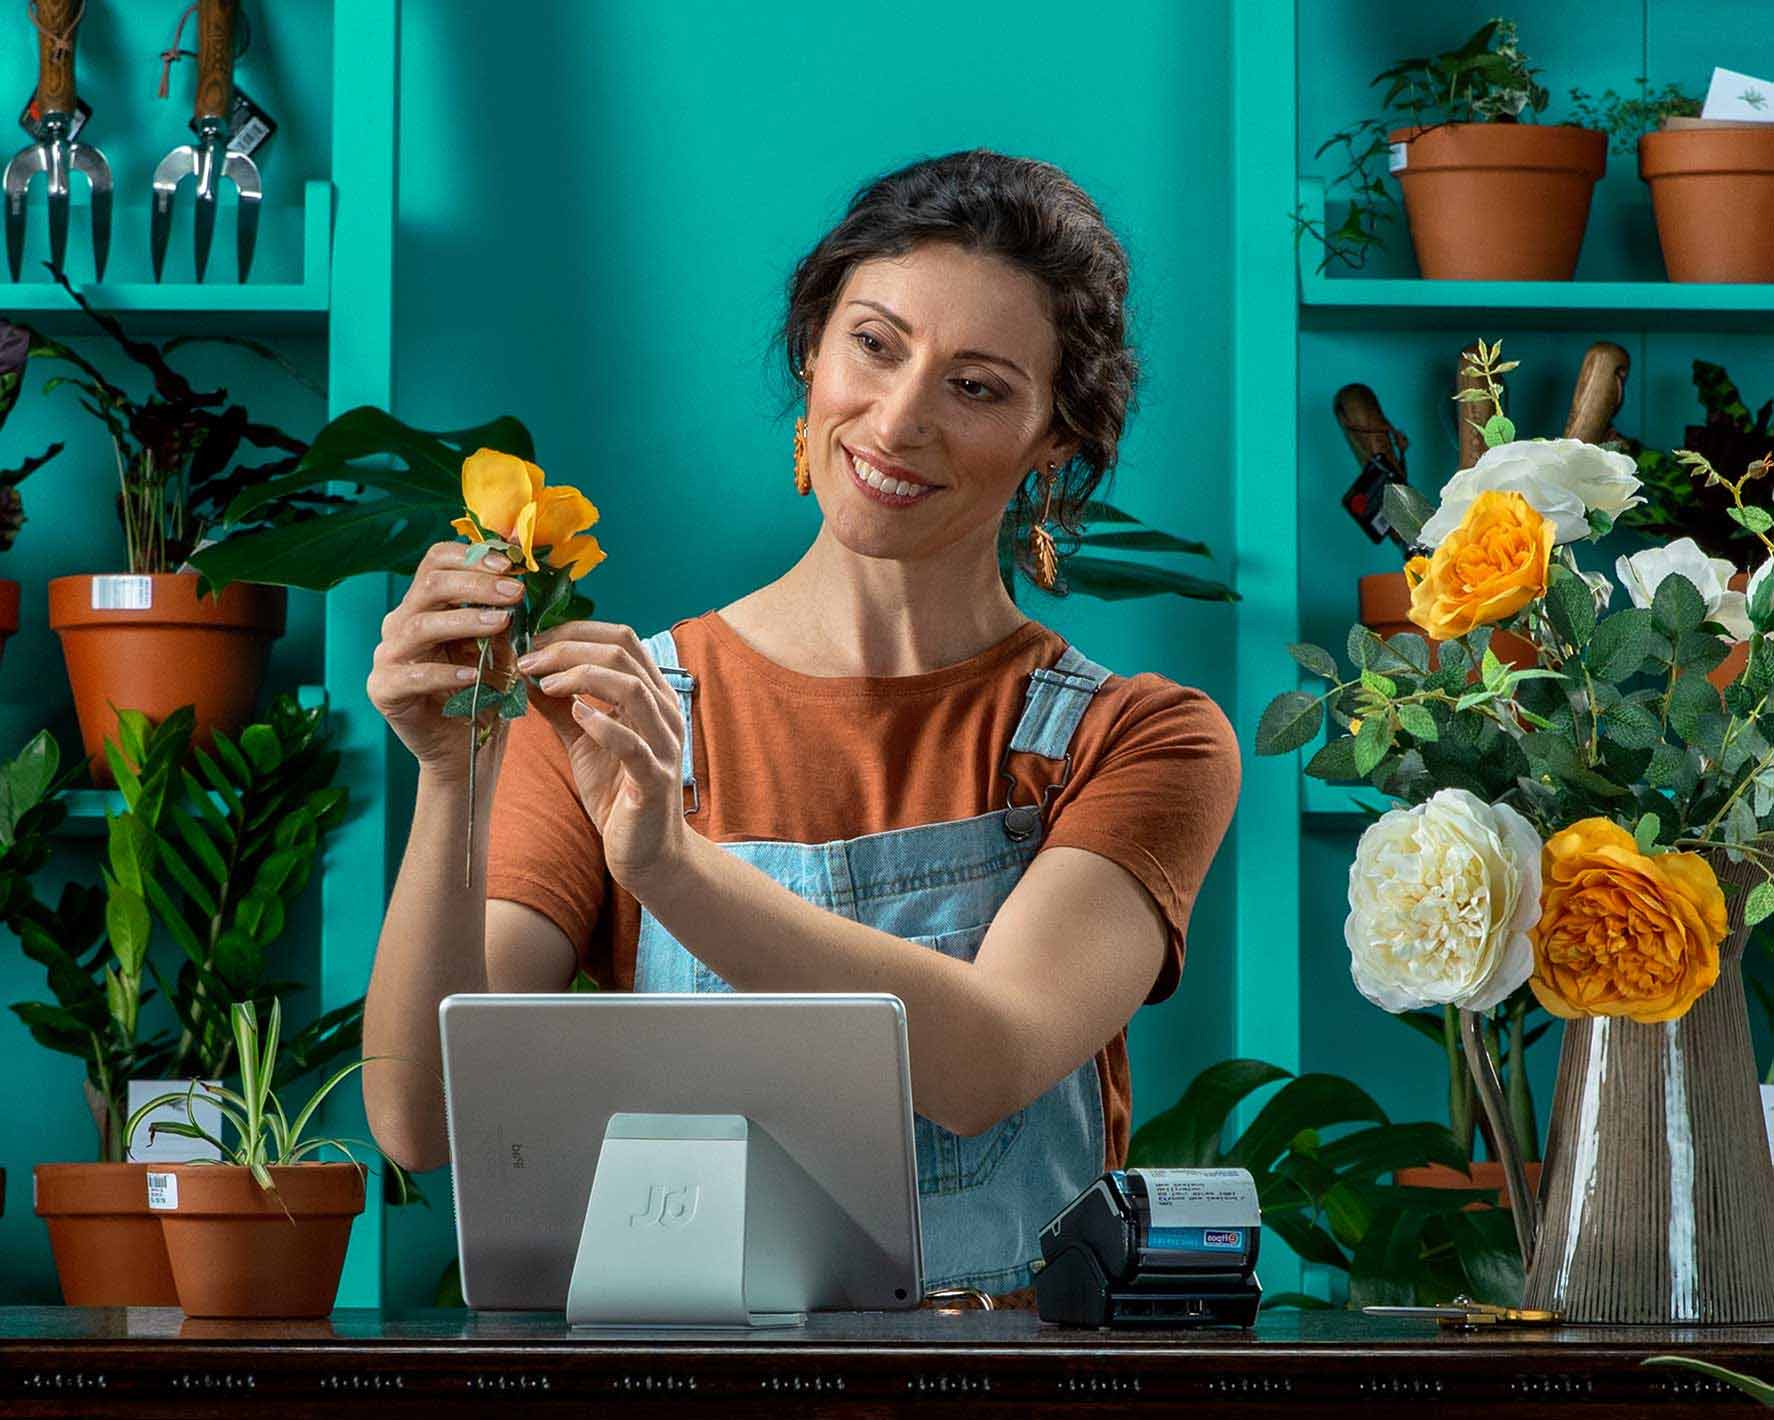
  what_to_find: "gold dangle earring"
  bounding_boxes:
[793,355,816,495]
[1028,462,1059,590]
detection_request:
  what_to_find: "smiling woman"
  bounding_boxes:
[361,148,1241,1306]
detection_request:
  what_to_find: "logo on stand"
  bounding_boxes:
[628,1183,701,1229]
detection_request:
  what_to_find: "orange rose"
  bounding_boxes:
[1529,818,1726,1024]
[1404,489,1553,641]
[450,448,606,579]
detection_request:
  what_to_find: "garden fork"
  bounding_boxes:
[151,0,259,282]
[4,0,113,282]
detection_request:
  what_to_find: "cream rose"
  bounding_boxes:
[1345,789,1543,1013]
[1615,537,1750,641]
[1419,438,1644,548]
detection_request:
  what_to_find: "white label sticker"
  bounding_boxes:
[1388,141,1408,173]
[90,575,153,611]
[146,1171,179,1211]
[1702,66,1774,122]
[1130,1166,1260,1228]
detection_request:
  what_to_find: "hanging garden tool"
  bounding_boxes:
[4,0,113,282]
[151,0,261,282]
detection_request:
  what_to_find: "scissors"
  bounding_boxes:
[1363,1295,1562,1329]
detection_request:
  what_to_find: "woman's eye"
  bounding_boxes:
[853,331,886,355]
[954,379,997,401]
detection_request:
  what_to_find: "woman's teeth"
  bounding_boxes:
[852,454,935,499]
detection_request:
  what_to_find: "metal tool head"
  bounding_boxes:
[150,135,262,283]
[3,113,110,283]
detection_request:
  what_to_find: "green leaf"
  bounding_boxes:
[1480,648,1506,690]
[1481,413,1516,447]
[1745,881,1774,927]
[1752,570,1774,634]
[1395,704,1439,741]
[239,724,283,775]
[1226,1074,1389,1177]
[1600,700,1660,751]
[1641,1357,1774,1405]
[1634,813,1660,853]
[1668,672,1723,744]
[1728,505,1774,534]
[1380,483,1435,549]
[1052,554,1237,603]
[1544,572,1596,649]
[500,681,529,719]
[1352,713,1395,777]
[105,887,151,978]
[1360,668,1398,698]
[1288,643,1339,681]
[1304,736,1360,782]
[1256,691,1323,757]
[1126,1059,1293,1168]
[1378,633,1431,675]
[1587,608,1656,682]
[1651,573,1707,638]
[1673,629,1730,674]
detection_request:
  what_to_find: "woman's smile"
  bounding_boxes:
[843,445,943,507]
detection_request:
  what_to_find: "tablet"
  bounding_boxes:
[439,992,925,1313]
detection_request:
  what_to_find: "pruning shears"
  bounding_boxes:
[1364,1295,1563,1329]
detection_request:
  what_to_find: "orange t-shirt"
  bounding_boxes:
[485,610,1241,1171]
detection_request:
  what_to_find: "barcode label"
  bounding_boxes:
[1388,142,1408,173]
[90,576,152,611]
[146,1172,179,1211]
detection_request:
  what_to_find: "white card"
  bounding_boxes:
[126,1079,225,1163]
[1702,67,1774,122]
[1129,1166,1260,1228]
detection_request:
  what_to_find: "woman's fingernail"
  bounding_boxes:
[480,608,509,625]
[540,672,565,691]
[495,578,522,597]
[485,553,510,572]
[455,667,477,681]
[515,653,539,672]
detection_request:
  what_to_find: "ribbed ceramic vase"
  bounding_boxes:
[1523,851,1774,1323]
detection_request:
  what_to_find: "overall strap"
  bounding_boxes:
[1000,644,1115,841]
[641,628,700,816]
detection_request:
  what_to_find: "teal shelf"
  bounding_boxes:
[1302,777,1391,823]
[0,179,332,336]
[1295,179,1774,332]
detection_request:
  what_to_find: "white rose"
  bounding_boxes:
[1615,537,1750,642]
[1345,789,1542,1014]
[1419,438,1644,548]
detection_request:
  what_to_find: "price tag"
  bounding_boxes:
[17,91,91,141]
[187,85,277,158]
[1388,141,1408,173]
[90,576,152,611]
[146,1172,179,1211]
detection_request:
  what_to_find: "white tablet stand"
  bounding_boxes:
[565,1112,807,1328]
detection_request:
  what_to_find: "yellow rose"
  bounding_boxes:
[1529,818,1726,1024]
[1403,489,1552,641]
[450,448,605,580]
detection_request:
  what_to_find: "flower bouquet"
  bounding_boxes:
[1258,341,1774,1324]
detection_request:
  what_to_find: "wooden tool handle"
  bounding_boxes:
[194,0,239,124]
[1456,343,1499,471]
[1333,383,1410,469]
[1562,342,1632,443]
[33,0,80,115]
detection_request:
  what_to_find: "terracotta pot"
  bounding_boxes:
[1358,572,1538,671]
[48,574,285,786]
[152,1163,364,1318]
[34,1163,180,1305]
[1395,1160,1545,1212]
[0,579,17,668]
[1388,123,1607,280]
[1711,570,1752,691]
[1641,126,1774,283]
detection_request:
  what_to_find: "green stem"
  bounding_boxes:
[1443,1005,1473,1161]
[465,637,491,889]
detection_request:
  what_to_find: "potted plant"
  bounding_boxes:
[4,270,335,784]
[0,323,65,665]
[1129,1058,1522,1307]
[127,997,418,1318]
[12,698,360,1305]
[1259,338,1774,1323]
[1305,20,1606,279]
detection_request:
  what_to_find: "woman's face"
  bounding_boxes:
[804,242,1077,567]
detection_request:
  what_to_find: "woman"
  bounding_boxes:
[363,148,1240,1301]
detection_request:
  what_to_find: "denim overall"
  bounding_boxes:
[632,626,1115,1294]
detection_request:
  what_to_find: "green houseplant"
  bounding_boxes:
[126,997,418,1318]
[1128,1059,1523,1308]
[1302,19,1605,279]
[0,323,64,664]
[3,271,332,782]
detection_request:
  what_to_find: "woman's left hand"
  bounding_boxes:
[515,622,691,892]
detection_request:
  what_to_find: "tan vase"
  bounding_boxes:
[1358,572,1538,670]
[1395,1160,1545,1212]
[1641,125,1774,283]
[154,1163,364,1318]
[34,1163,180,1305]
[1388,123,1607,280]
[0,579,17,668]
[48,573,285,786]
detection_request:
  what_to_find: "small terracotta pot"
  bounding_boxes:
[48,574,286,786]
[1641,125,1774,283]
[1388,123,1607,280]
[153,1163,364,1318]
[34,1163,180,1305]
[1395,1160,1545,1212]
[1358,572,1538,671]
[0,579,18,668]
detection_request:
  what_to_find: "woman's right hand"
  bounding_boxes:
[367,540,527,782]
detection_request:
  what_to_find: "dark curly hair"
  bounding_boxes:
[779,148,1139,594]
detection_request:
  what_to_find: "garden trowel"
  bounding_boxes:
[4,0,112,282]
[151,0,260,282]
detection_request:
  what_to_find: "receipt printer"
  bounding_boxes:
[1033,1167,1262,1328]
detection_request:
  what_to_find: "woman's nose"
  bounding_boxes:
[871,367,940,444]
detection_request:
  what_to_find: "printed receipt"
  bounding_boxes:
[1129,1167,1260,1228]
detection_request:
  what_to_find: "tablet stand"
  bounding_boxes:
[565,1112,806,1328]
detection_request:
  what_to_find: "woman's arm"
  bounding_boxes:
[628,837,1167,1136]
